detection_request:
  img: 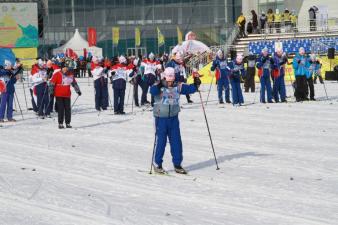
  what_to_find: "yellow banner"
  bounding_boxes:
[12,47,37,68]
[157,27,165,47]
[135,27,141,47]
[112,27,119,45]
[177,26,183,44]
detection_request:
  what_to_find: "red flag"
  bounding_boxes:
[88,27,97,47]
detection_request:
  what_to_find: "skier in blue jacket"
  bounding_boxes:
[150,67,201,174]
[228,54,246,106]
[293,47,309,102]
[0,60,20,123]
[210,49,231,104]
[272,48,288,102]
[256,47,275,103]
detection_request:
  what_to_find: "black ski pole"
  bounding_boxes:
[149,119,158,174]
[198,90,220,170]
[322,80,329,100]
[71,95,80,112]
[14,91,24,120]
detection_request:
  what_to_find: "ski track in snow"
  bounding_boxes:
[1,79,338,225]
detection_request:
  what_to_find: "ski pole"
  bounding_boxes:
[198,90,220,170]
[205,71,215,106]
[14,91,24,120]
[126,81,131,107]
[149,119,158,174]
[322,80,329,100]
[71,95,80,112]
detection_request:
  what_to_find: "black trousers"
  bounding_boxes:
[56,97,71,124]
[113,88,125,113]
[245,67,255,92]
[306,77,315,99]
[295,76,308,101]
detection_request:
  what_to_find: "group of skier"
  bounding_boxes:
[210,46,324,105]
[0,47,327,175]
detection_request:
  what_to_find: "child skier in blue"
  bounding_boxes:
[150,67,201,174]
[228,54,246,106]
[210,49,231,104]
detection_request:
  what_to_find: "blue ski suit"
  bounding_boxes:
[256,55,275,103]
[228,60,245,105]
[210,57,231,102]
[150,82,197,167]
[272,53,287,102]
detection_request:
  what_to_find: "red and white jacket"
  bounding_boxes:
[30,64,47,88]
[109,63,134,81]
[50,71,76,98]
[141,59,160,75]
[91,62,108,81]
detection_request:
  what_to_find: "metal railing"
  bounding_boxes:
[256,18,338,40]
[185,24,240,76]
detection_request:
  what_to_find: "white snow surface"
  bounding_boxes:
[1,79,338,225]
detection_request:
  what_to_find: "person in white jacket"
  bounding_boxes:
[91,57,109,111]
[30,58,49,118]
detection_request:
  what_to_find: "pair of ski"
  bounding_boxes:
[137,168,188,177]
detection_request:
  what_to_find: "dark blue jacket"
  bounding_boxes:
[210,57,230,80]
[0,69,16,94]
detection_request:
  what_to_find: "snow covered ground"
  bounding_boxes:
[1,79,338,225]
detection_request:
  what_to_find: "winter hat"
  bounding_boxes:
[163,67,175,82]
[38,59,44,67]
[4,60,12,68]
[216,49,224,58]
[276,48,283,55]
[92,56,98,63]
[148,52,155,60]
[299,47,305,55]
[118,55,127,64]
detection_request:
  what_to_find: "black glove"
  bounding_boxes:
[77,91,82,96]
[298,60,301,64]
[193,77,201,89]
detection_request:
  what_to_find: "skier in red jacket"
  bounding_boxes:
[49,61,81,129]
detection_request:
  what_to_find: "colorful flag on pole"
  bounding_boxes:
[157,27,165,47]
[87,27,97,47]
[112,27,120,45]
[135,27,141,47]
[177,26,183,44]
